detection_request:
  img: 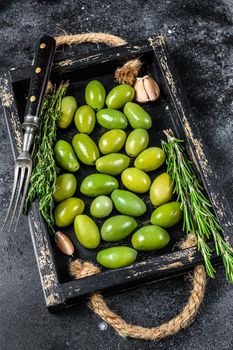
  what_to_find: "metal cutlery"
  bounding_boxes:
[3,35,56,229]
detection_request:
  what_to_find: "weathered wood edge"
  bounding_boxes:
[149,35,233,248]
[0,71,64,311]
[61,242,219,306]
[10,39,153,83]
[0,72,23,155]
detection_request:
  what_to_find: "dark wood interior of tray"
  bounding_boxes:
[12,48,189,285]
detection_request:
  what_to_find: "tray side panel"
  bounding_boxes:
[150,35,233,247]
[61,243,218,308]
[0,71,64,311]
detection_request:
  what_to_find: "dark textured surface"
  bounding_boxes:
[0,0,233,349]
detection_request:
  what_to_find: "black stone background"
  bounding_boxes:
[0,0,233,349]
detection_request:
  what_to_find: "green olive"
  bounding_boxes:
[125,129,149,157]
[121,168,151,193]
[150,173,173,207]
[96,109,128,129]
[85,80,106,111]
[101,215,137,242]
[54,197,85,227]
[58,96,77,129]
[74,105,96,134]
[80,174,118,197]
[96,153,130,176]
[123,102,152,129]
[98,129,126,154]
[74,215,100,249]
[150,202,182,228]
[106,84,135,109]
[134,147,165,172]
[90,196,113,218]
[54,140,80,172]
[72,133,100,165]
[111,189,146,217]
[97,246,137,269]
[53,173,77,202]
[131,225,170,251]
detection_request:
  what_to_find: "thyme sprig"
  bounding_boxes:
[25,82,69,233]
[162,129,233,282]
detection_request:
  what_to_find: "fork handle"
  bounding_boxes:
[22,35,56,151]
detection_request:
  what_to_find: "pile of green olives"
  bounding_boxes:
[52,79,183,269]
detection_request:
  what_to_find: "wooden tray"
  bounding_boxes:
[1,35,233,312]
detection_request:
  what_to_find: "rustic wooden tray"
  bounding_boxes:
[1,35,233,312]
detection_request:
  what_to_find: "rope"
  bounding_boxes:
[70,233,206,340]
[55,32,142,85]
[55,32,206,339]
[55,32,127,47]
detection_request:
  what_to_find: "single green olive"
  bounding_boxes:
[111,189,147,217]
[123,102,152,129]
[98,129,127,154]
[96,109,128,129]
[54,197,85,227]
[121,168,151,193]
[150,202,182,228]
[134,147,165,172]
[54,140,80,172]
[125,129,149,157]
[90,196,113,218]
[96,153,130,176]
[101,215,137,242]
[97,246,137,269]
[150,173,173,207]
[74,215,100,249]
[74,105,96,134]
[53,173,77,202]
[131,225,170,251]
[80,174,119,197]
[58,96,77,129]
[72,133,100,165]
[106,84,135,109]
[85,80,106,111]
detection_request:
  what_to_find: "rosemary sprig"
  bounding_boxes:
[25,82,69,233]
[162,129,233,282]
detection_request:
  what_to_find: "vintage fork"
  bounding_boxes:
[3,35,56,229]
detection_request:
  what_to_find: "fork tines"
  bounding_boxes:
[3,161,32,230]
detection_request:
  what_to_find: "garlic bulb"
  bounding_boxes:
[55,231,75,256]
[134,75,160,103]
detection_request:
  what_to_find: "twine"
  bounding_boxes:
[55,32,206,340]
[70,233,206,340]
[55,32,142,85]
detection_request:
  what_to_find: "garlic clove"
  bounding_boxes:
[55,231,75,256]
[143,75,160,102]
[134,75,160,103]
[134,78,150,103]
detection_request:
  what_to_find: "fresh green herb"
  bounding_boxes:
[25,82,69,233]
[162,129,233,282]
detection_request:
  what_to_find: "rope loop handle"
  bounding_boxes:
[55,32,127,47]
[70,235,206,341]
[55,32,142,85]
[55,32,206,340]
